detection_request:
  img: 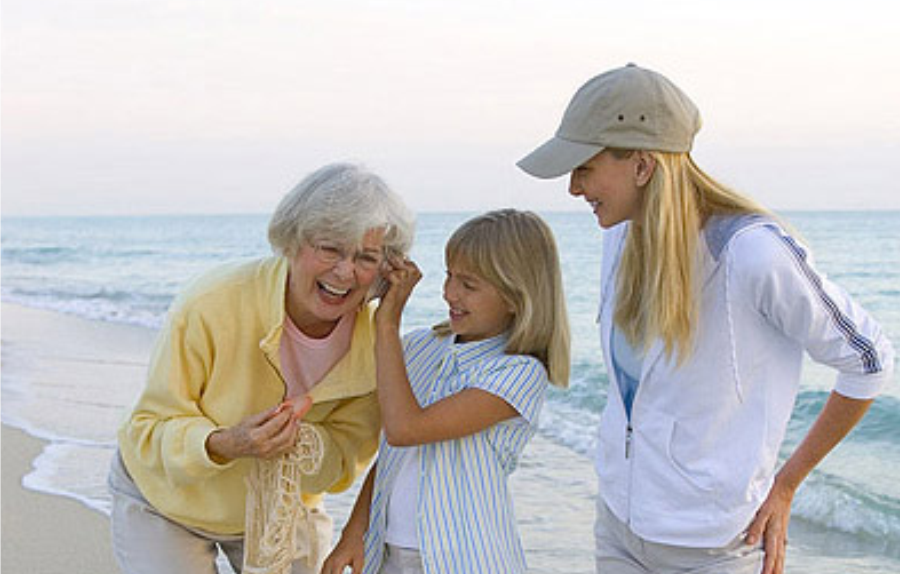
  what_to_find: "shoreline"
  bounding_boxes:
[1,424,118,574]
[1,302,155,573]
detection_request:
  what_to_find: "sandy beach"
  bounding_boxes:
[1,425,118,574]
[1,302,597,573]
[1,302,150,574]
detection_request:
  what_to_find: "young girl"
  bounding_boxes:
[517,64,894,574]
[321,208,571,574]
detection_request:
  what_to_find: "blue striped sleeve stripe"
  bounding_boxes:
[778,232,882,374]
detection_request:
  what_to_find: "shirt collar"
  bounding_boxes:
[446,332,509,372]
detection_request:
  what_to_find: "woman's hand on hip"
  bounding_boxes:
[746,393,873,574]
[205,395,313,463]
[744,476,794,574]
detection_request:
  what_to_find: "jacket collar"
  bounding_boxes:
[258,256,290,357]
[256,257,378,403]
[309,303,377,403]
[603,215,774,383]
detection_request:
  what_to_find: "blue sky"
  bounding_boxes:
[3,0,898,216]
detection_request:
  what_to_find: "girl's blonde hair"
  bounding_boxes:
[615,152,770,363]
[434,209,571,387]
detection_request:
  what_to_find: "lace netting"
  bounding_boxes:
[243,423,324,574]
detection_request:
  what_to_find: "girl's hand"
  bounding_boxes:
[205,396,313,463]
[321,465,375,573]
[319,531,365,574]
[375,258,422,328]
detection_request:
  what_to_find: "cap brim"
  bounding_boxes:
[516,137,605,179]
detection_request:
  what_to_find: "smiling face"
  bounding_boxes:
[285,227,385,338]
[569,150,648,228]
[442,261,514,344]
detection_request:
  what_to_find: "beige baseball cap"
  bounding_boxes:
[517,64,702,179]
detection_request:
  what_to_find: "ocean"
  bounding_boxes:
[2,211,899,572]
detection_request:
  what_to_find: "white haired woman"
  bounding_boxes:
[518,64,894,574]
[109,163,415,574]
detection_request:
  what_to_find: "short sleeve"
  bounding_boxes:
[468,356,549,424]
[401,328,433,356]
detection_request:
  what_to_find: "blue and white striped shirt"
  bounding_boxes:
[363,328,550,574]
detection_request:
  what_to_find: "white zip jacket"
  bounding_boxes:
[595,214,894,547]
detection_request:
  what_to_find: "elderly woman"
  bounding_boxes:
[108,163,415,574]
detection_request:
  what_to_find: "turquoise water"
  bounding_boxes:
[2,210,899,572]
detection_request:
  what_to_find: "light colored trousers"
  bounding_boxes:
[378,544,425,574]
[594,497,763,574]
[108,453,329,574]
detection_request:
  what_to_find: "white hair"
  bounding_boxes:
[268,162,415,258]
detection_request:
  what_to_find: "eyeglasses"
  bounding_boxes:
[310,241,384,272]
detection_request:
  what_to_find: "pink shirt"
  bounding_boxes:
[279,312,354,399]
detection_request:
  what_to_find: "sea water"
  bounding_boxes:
[2,211,899,572]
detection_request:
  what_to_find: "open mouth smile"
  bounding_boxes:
[449,307,468,320]
[318,280,351,298]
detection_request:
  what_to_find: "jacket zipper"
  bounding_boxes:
[625,424,633,459]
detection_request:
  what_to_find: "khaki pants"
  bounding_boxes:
[594,497,763,574]
[108,453,330,574]
[378,544,425,574]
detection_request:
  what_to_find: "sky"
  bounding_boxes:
[2,0,899,216]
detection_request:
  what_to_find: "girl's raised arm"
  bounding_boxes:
[374,260,519,447]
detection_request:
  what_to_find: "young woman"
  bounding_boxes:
[516,64,895,574]
[321,209,571,574]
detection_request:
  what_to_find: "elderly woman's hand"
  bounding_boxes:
[374,258,422,329]
[205,396,313,463]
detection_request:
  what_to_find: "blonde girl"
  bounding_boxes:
[321,208,570,574]
[517,64,894,574]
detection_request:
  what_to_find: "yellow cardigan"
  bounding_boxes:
[118,256,381,535]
